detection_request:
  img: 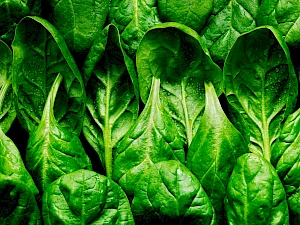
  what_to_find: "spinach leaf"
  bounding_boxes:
[136,22,223,146]
[131,160,216,225]
[0,127,38,195]
[0,40,15,133]
[225,153,289,225]
[0,0,41,44]
[26,73,92,193]
[224,27,298,161]
[108,0,161,55]
[186,81,248,224]
[42,169,134,225]
[157,0,213,32]
[271,108,300,224]
[0,176,41,225]
[82,24,139,178]
[257,0,300,47]
[45,0,109,53]
[12,16,85,136]
[112,76,185,199]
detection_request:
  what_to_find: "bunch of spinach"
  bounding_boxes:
[1,1,300,225]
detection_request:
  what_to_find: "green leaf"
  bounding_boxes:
[257,0,300,47]
[224,26,298,161]
[42,169,134,225]
[0,176,41,225]
[12,16,86,136]
[45,0,109,53]
[0,0,41,44]
[82,25,139,178]
[186,82,248,224]
[136,22,223,146]
[108,0,161,55]
[0,40,15,133]
[157,0,213,32]
[0,127,38,195]
[225,153,289,225]
[112,77,185,199]
[271,108,300,224]
[26,73,92,193]
[131,160,216,225]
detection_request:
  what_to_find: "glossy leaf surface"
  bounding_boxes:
[82,25,139,177]
[112,77,185,198]
[26,74,92,193]
[131,160,216,225]
[12,16,85,136]
[42,169,134,225]
[46,0,109,53]
[224,27,297,161]
[137,22,223,146]
[187,82,248,223]
[225,153,289,225]
[0,176,41,225]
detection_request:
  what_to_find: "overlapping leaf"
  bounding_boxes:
[82,25,139,177]
[186,82,248,224]
[12,16,86,136]
[137,22,223,146]
[45,0,109,53]
[225,153,289,225]
[224,27,297,161]
[112,77,185,199]
[26,74,92,193]
[43,169,134,225]
[131,160,216,225]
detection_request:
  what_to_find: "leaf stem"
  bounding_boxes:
[104,75,112,178]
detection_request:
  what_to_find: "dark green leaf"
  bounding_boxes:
[83,24,139,178]
[271,108,300,224]
[45,0,109,53]
[26,74,92,193]
[136,22,223,146]
[0,175,41,225]
[108,0,161,55]
[12,16,86,136]
[0,40,15,133]
[112,77,185,199]
[131,160,216,225]
[0,127,38,195]
[42,169,134,225]
[186,82,248,224]
[224,26,297,161]
[225,153,289,225]
[157,0,213,32]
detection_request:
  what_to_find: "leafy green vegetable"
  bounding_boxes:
[187,81,248,224]
[82,24,139,178]
[0,176,41,225]
[257,0,300,47]
[42,169,134,225]
[0,0,41,44]
[12,16,86,136]
[0,40,15,133]
[0,127,38,195]
[131,160,216,225]
[112,76,185,198]
[225,153,289,225]
[45,0,109,53]
[108,0,161,55]
[136,22,223,146]
[157,0,213,32]
[25,73,92,193]
[224,26,298,161]
[271,108,300,224]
